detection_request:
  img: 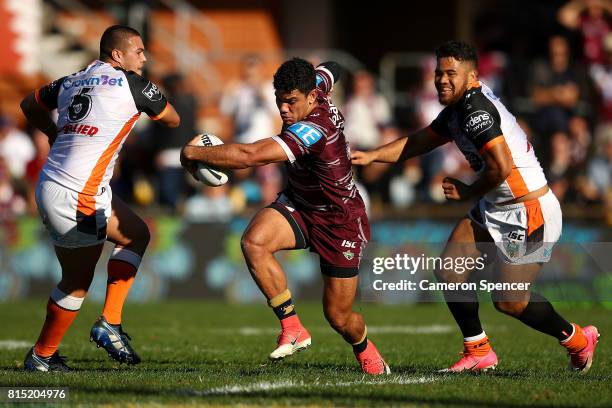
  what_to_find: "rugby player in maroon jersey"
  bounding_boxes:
[181,58,389,375]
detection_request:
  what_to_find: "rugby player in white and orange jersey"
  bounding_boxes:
[19,25,180,371]
[352,41,599,373]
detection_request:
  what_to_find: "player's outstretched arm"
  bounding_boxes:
[181,136,288,170]
[155,103,180,128]
[351,127,449,165]
[442,139,512,201]
[20,93,58,145]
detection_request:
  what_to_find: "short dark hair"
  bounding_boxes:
[273,57,316,95]
[435,40,479,68]
[100,25,141,61]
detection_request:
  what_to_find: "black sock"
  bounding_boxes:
[272,298,296,320]
[268,289,297,321]
[444,290,483,338]
[352,336,368,354]
[517,292,573,340]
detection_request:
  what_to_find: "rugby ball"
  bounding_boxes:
[193,133,229,187]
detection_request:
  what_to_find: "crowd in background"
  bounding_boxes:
[1,0,611,224]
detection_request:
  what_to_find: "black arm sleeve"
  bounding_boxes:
[428,106,453,140]
[318,61,341,82]
[35,77,66,111]
[124,71,168,118]
[315,61,342,94]
[458,90,503,151]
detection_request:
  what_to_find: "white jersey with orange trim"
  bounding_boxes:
[35,60,169,214]
[428,82,547,204]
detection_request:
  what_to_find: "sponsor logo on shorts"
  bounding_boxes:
[341,240,356,248]
[504,240,520,259]
[463,110,494,137]
[507,231,525,241]
[505,230,526,259]
[142,81,162,102]
[343,250,354,260]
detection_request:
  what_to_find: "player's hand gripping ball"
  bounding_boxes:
[192,134,229,187]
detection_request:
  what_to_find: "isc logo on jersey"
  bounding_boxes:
[463,110,494,136]
[288,122,323,146]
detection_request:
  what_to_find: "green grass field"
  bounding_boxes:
[0,300,610,407]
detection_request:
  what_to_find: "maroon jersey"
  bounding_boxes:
[271,68,366,225]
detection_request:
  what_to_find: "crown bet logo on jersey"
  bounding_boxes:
[62,75,124,90]
[463,110,494,136]
[142,82,162,102]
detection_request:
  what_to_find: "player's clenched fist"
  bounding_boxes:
[179,135,201,174]
[442,177,471,201]
[351,150,376,166]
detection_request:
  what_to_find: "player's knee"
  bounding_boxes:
[127,221,150,252]
[58,281,89,297]
[120,216,151,248]
[240,234,256,257]
[241,229,274,258]
[434,267,456,283]
[493,300,528,317]
[58,273,94,296]
[139,223,151,247]
[433,267,447,282]
[434,263,472,284]
[323,307,350,332]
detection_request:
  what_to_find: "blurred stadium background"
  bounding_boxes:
[0,0,610,303]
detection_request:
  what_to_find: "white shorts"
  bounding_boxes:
[468,189,562,264]
[35,178,112,248]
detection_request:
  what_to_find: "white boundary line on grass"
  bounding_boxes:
[0,340,31,350]
[199,375,437,395]
[214,325,455,336]
[368,325,453,334]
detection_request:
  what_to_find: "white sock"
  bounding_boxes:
[560,324,577,344]
[51,286,84,311]
[464,331,486,342]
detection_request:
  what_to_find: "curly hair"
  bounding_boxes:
[435,41,479,68]
[273,57,316,95]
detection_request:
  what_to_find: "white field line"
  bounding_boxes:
[140,345,224,354]
[0,340,31,350]
[367,325,453,334]
[213,325,455,336]
[198,375,436,396]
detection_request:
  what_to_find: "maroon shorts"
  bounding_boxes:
[267,193,370,278]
